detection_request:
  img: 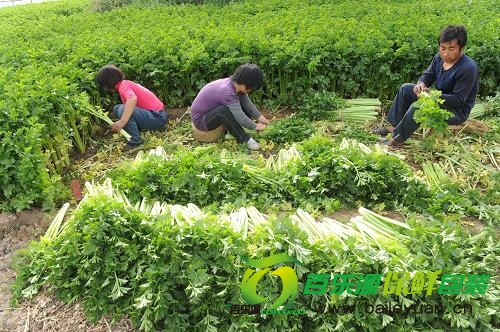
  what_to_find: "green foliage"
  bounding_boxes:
[109,136,430,211]
[291,136,430,210]
[109,145,277,208]
[155,0,238,4]
[91,0,133,11]
[414,90,453,135]
[12,188,500,331]
[0,110,59,211]
[484,92,500,118]
[296,90,344,120]
[91,0,237,11]
[1,0,499,210]
[0,67,93,211]
[260,115,316,144]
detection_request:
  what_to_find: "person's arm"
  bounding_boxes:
[112,97,137,132]
[239,94,270,125]
[227,103,257,130]
[441,65,478,110]
[239,94,262,119]
[415,55,439,95]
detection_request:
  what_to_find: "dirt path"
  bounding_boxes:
[0,210,46,330]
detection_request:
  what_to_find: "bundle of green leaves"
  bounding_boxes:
[109,136,430,211]
[296,90,344,120]
[108,145,283,209]
[283,136,430,210]
[414,90,453,135]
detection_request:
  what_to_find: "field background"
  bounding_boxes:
[0,0,498,331]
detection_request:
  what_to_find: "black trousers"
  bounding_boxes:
[388,83,467,142]
[204,105,250,143]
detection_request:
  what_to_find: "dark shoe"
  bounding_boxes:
[379,137,404,148]
[388,138,404,149]
[372,127,391,136]
[123,141,143,151]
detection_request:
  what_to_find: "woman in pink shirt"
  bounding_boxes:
[96,65,168,149]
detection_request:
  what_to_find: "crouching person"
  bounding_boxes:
[96,64,168,149]
[190,63,270,150]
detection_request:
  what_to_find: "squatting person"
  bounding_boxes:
[190,63,270,151]
[96,64,169,149]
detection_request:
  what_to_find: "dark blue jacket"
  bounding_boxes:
[418,53,479,117]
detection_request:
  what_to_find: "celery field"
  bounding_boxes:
[0,0,499,331]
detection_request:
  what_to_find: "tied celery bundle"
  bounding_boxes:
[337,98,381,122]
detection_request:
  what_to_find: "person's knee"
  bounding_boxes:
[401,83,415,95]
[113,104,124,118]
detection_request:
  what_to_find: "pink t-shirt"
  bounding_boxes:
[115,80,164,111]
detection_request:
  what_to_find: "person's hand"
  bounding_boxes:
[413,82,430,97]
[257,115,270,125]
[111,120,126,132]
[255,122,267,131]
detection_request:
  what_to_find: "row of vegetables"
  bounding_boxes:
[13,139,499,331]
[14,170,499,331]
[1,0,499,212]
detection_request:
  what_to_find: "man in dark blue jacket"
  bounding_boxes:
[373,25,479,145]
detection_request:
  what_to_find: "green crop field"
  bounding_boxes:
[1,0,498,331]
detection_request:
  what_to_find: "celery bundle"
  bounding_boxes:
[469,103,486,119]
[44,203,70,240]
[422,161,449,189]
[337,98,381,122]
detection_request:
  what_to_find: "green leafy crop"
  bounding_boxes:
[259,115,316,144]
[12,184,500,331]
[414,90,453,135]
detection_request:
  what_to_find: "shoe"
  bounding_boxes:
[123,141,143,151]
[388,138,404,147]
[379,137,404,148]
[372,127,391,136]
[246,137,260,151]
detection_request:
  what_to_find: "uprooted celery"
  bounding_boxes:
[87,106,131,141]
[345,98,382,107]
[44,202,70,240]
[469,103,486,119]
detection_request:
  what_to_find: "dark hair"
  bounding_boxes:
[231,63,264,90]
[96,64,125,90]
[438,25,467,49]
